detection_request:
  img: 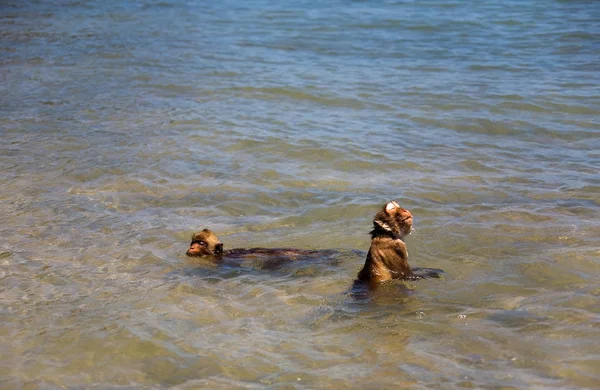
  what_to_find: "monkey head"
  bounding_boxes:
[186,228,224,257]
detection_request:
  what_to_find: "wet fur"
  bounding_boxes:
[186,229,224,257]
[357,201,442,284]
[186,201,442,284]
[186,229,335,266]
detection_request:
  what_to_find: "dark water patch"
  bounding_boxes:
[449,119,526,137]
[498,101,549,112]
[546,102,600,115]
[457,160,500,173]
[224,86,376,109]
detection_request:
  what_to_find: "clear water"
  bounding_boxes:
[1,0,599,388]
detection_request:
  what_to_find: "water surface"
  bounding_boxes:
[1,0,599,388]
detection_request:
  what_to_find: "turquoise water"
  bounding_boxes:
[1,0,599,388]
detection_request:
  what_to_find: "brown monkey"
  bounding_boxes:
[357,201,442,284]
[186,201,441,284]
[186,228,335,263]
[186,229,224,257]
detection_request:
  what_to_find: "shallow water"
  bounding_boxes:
[1,0,599,388]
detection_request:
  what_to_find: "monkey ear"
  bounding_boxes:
[385,201,399,213]
[214,243,223,255]
[374,219,392,232]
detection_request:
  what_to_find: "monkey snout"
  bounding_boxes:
[186,243,202,256]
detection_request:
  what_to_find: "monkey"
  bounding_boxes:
[186,228,336,265]
[357,201,442,285]
[186,228,224,257]
[185,201,442,285]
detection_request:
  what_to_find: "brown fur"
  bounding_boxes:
[186,229,332,262]
[357,201,415,283]
[186,229,223,257]
[186,201,442,284]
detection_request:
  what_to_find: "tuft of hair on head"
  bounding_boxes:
[385,201,400,213]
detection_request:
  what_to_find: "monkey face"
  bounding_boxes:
[186,229,224,257]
